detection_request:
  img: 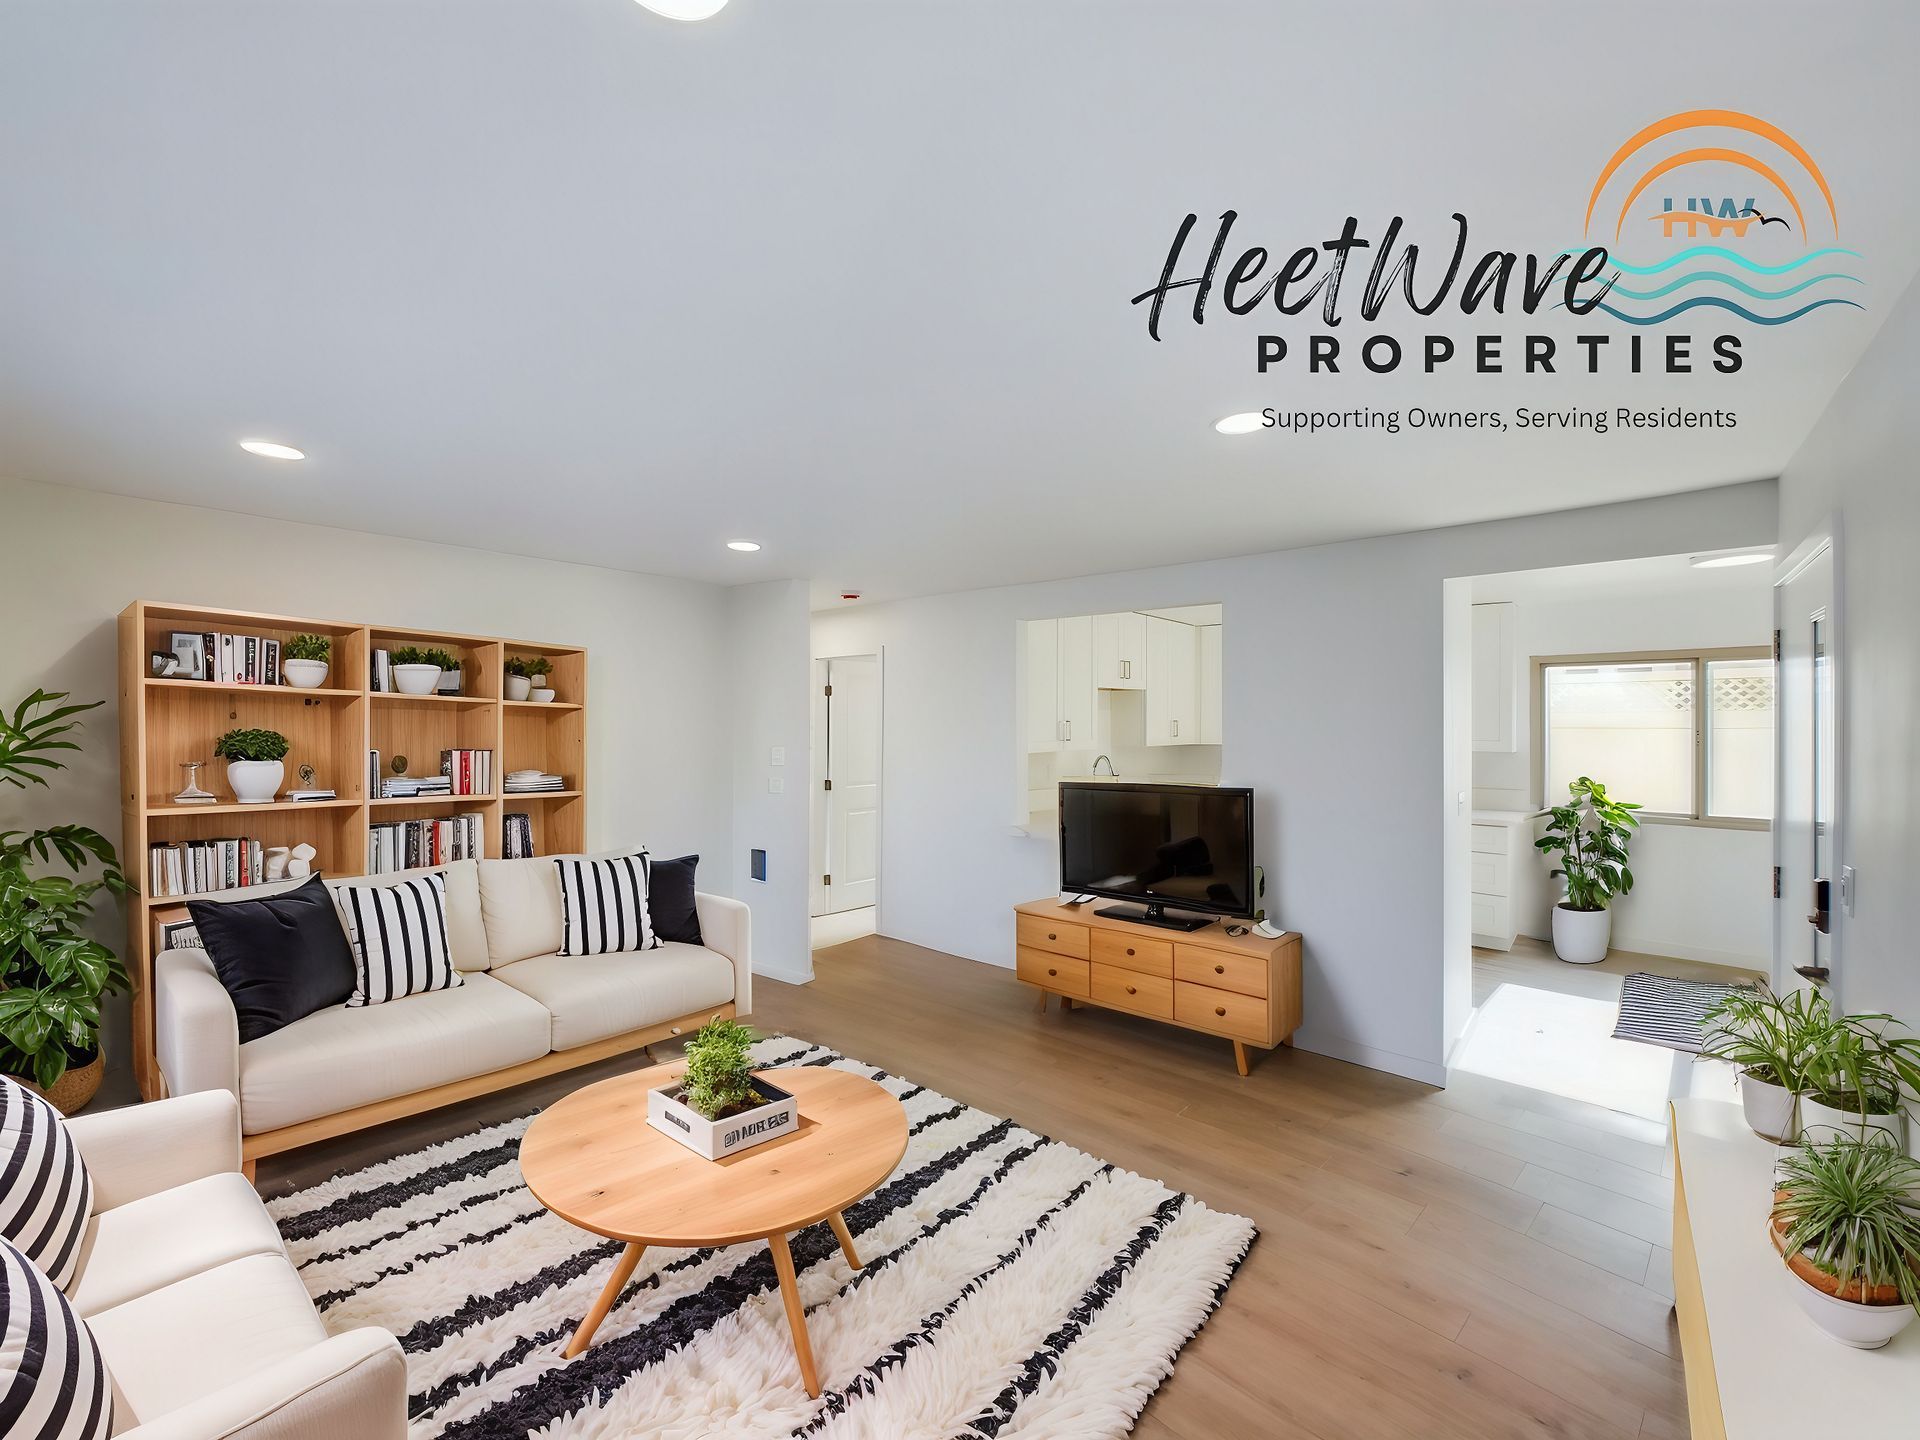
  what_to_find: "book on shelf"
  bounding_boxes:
[439,749,492,797]
[503,812,534,859]
[171,629,283,685]
[504,768,565,793]
[370,649,391,693]
[367,812,486,874]
[284,788,337,802]
[146,836,266,898]
[381,775,451,798]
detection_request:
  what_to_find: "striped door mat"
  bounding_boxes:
[1611,971,1748,1053]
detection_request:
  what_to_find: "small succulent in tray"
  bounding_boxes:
[680,1017,767,1121]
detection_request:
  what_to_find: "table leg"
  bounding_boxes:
[767,1230,821,1398]
[566,1241,646,1358]
[827,1211,863,1269]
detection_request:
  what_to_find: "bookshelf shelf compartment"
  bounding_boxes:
[120,602,587,1102]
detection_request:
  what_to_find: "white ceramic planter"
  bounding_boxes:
[647,1078,798,1161]
[505,675,532,701]
[1551,904,1610,964]
[1785,1266,1919,1348]
[530,686,556,704]
[436,667,462,696]
[1800,1096,1908,1150]
[1740,1072,1799,1143]
[282,659,328,689]
[225,759,283,805]
[392,664,442,696]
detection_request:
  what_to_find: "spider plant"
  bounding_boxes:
[1773,1138,1920,1312]
[1701,984,1830,1090]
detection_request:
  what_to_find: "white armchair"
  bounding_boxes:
[63,1091,405,1439]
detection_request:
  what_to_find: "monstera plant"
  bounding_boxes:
[0,691,130,1105]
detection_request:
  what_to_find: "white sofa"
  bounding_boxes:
[66,1089,405,1438]
[154,855,750,1169]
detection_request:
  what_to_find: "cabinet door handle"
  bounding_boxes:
[1065,720,1071,742]
[1215,1006,1227,1017]
[1171,719,1180,738]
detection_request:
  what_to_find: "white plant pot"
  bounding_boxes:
[1551,904,1611,964]
[1785,1266,1919,1349]
[436,667,462,696]
[1800,1096,1908,1150]
[647,1077,798,1160]
[1740,1072,1799,1143]
[282,659,328,689]
[392,664,442,696]
[505,675,532,701]
[225,759,283,805]
[530,686,556,704]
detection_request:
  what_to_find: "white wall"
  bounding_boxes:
[1471,580,1773,968]
[3,476,737,1100]
[814,480,1777,1085]
[1777,274,1920,1021]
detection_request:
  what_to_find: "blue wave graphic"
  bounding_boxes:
[1606,271,1862,302]
[1588,296,1863,326]
[1559,245,1863,275]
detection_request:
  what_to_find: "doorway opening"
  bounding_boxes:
[810,653,880,952]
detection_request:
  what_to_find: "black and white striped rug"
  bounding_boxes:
[1610,971,1747,1053]
[267,1037,1256,1438]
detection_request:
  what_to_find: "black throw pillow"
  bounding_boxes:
[648,854,703,946]
[187,874,357,1043]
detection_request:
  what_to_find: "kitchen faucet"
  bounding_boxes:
[1091,755,1117,776]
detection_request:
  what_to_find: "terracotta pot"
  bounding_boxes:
[1770,1196,1913,1305]
[20,1051,103,1116]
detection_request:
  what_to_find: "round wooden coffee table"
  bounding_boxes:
[519,1062,908,1397]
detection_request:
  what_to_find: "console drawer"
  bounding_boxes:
[1090,963,1174,1018]
[1091,929,1173,977]
[1017,915,1090,959]
[1018,946,1090,997]
[1174,946,1268,998]
[1174,981,1269,1043]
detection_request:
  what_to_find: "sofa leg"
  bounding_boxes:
[242,1157,258,1185]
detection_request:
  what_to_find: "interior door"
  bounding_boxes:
[1776,544,1835,986]
[822,655,881,915]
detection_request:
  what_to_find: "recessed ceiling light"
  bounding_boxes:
[1690,552,1773,569]
[239,439,305,460]
[726,540,762,553]
[1213,412,1265,435]
[636,0,728,19]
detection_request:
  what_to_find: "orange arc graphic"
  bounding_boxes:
[1614,148,1808,242]
[1584,109,1838,236]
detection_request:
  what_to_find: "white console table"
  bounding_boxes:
[1670,1098,1920,1437]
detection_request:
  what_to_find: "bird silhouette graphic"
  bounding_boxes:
[1739,206,1792,230]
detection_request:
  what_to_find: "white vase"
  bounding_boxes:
[1740,1072,1799,1143]
[505,675,532,701]
[1551,903,1610,964]
[1785,1266,1919,1349]
[225,759,283,805]
[1800,1096,1908,1150]
[282,659,328,689]
[530,686,556,704]
[392,664,441,696]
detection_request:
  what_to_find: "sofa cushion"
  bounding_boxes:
[67,1172,286,1319]
[187,875,358,1042]
[237,974,550,1134]
[329,860,488,972]
[0,1236,111,1440]
[86,1253,324,1433]
[646,854,703,946]
[490,943,735,1051]
[0,1076,93,1291]
[476,857,564,966]
[339,872,462,1008]
[555,852,658,955]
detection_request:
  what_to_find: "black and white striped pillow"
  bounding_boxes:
[0,1079,92,1292]
[0,1237,111,1439]
[555,852,658,956]
[341,872,462,1007]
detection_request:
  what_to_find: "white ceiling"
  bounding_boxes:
[2,2,1915,604]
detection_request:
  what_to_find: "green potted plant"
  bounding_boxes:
[281,632,331,689]
[387,645,442,696]
[213,727,290,804]
[504,656,534,702]
[1770,1137,1920,1348]
[423,647,462,696]
[525,656,555,704]
[1533,775,1640,964]
[1702,985,1831,1142]
[646,1017,798,1159]
[1799,1012,1920,1150]
[0,691,131,1112]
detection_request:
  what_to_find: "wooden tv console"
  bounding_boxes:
[1014,898,1302,1075]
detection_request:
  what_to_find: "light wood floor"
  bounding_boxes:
[1475,935,1765,1008]
[259,934,1697,1440]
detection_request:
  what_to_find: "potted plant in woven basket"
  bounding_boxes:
[0,692,131,1113]
[1770,1137,1920,1348]
[647,1017,798,1160]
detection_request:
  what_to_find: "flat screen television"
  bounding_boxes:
[1058,781,1254,930]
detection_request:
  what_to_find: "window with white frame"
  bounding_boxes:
[1539,649,1773,824]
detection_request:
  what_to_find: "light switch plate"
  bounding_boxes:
[770,747,786,766]
[1841,865,1856,915]
[768,776,785,794]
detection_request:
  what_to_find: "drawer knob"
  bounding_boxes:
[1126,985,1138,996]
[1047,968,1058,977]
[1215,1006,1227,1017]
[1214,964,1225,974]
[1047,932,1057,941]
[1126,947,1136,956]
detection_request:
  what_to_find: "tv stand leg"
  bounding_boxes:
[1233,1041,1250,1077]
[1034,988,1048,1013]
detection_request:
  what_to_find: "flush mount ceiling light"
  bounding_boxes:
[1690,551,1773,569]
[635,0,728,18]
[1213,412,1265,435]
[238,439,305,460]
[726,540,762,552]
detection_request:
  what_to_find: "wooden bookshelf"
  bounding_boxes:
[118,601,587,1100]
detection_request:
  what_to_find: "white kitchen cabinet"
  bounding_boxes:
[1469,811,1529,949]
[1144,615,1199,746]
[1196,623,1222,744]
[1093,612,1147,690]
[1471,602,1517,753]
[1026,616,1097,751]
[1026,619,1061,752]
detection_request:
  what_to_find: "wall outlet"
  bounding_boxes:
[768,776,785,794]
[770,746,786,766]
